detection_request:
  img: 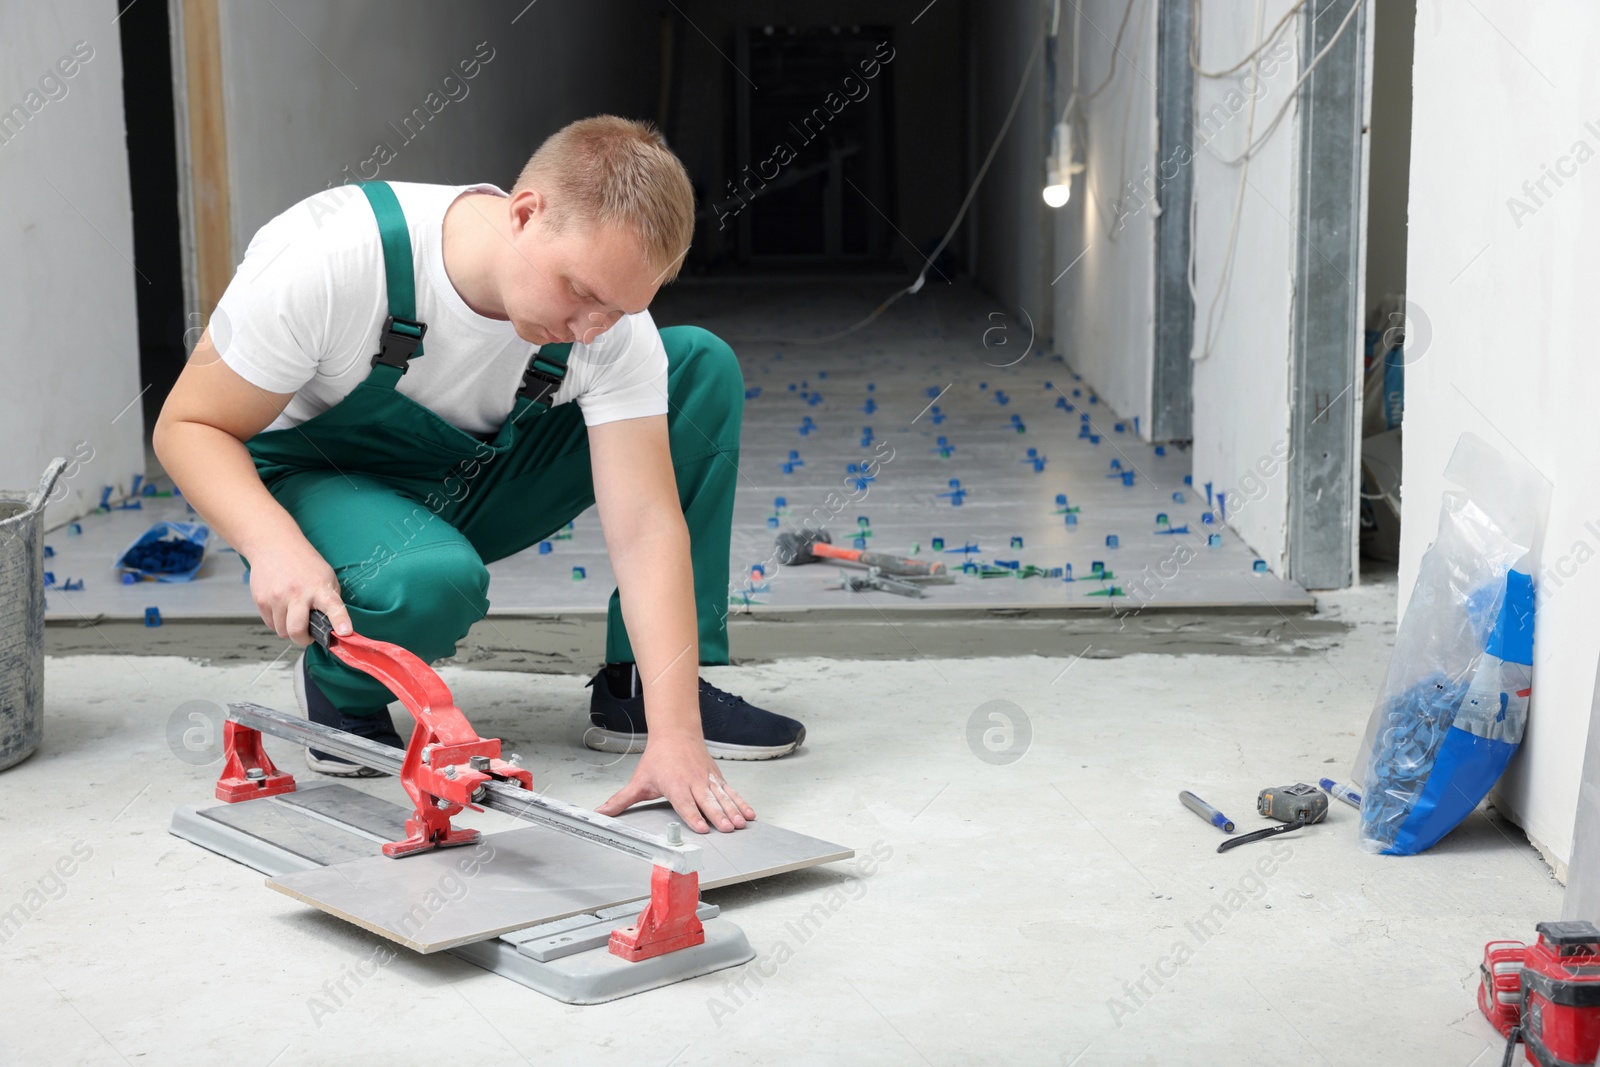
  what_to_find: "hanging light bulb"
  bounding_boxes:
[1042,121,1083,209]
[1042,170,1071,208]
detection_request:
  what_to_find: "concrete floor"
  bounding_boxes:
[0,576,1561,1066]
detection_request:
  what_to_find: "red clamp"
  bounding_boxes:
[307,610,533,857]
[216,719,297,802]
[609,865,705,961]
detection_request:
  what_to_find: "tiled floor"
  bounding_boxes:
[40,279,1308,622]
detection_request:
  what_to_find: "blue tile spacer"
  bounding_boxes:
[144,606,161,627]
[538,541,553,554]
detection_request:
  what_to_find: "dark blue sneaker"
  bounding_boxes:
[294,652,405,777]
[583,663,805,760]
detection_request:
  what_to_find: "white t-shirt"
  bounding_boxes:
[213,181,669,435]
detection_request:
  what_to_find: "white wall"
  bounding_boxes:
[1186,1,1305,573]
[0,0,144,524]
[1049,0,1158,432]
[1402,0,1600,869]
[215,0,662,256]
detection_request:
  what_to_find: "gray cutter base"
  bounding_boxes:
[170,783,754,1004]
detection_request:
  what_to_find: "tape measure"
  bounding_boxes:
[1217,783,1328,853]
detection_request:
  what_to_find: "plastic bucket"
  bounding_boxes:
[0,458,68,771]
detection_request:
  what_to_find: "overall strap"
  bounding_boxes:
[516,342,573,414]
[358,182,427,384]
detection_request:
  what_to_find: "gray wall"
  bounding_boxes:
[972,0,1045,328]
[1047,0,1160,435]
[0,0,144,523]
[216,0,968,277]
[1186,0,1309,576]
[216,0,663,253]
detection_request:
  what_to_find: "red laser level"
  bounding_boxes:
[1491,921,1600,1067]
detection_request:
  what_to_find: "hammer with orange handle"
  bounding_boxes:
[774,528,947,577]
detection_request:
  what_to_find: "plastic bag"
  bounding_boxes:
[1352,433,1549,855]
[115,521,211,582]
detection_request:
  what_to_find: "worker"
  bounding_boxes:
[153,116,804,835]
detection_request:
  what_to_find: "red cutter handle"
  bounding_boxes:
[309,610,533,856]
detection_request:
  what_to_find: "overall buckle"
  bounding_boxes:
[517,355,567,406]
[371,316,427,372]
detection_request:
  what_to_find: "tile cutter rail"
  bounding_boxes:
[215,609,704,964]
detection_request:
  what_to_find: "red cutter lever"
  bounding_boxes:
[308,610,533,857]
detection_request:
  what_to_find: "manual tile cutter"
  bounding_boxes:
[211,610,706,964]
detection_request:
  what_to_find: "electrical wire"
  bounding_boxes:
[1189,0,1308,78]
[1200,0,1362,166]
[730,29,1045,346]
[1188,0,1364,363]
[1192,0,1265,362]
[1101,0,1152,242]
[1058,0,1141,127]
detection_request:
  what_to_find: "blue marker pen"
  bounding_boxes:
[1180,790,1235,833]
[1318,777,1362,809]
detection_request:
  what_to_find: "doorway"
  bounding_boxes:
[731,25,895,266]
[117,0,186,446]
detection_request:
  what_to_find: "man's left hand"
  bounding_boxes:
[596,737,755,833]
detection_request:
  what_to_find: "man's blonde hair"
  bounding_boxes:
[513,116,694,283]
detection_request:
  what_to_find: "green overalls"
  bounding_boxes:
[245,182,742,713]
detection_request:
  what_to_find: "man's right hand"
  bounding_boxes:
[248,539,354,646]
[154,328,353,649]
